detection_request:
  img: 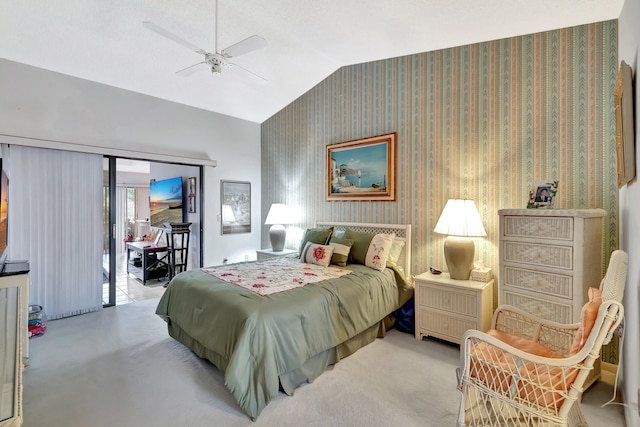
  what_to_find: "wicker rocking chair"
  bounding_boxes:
[457,250,627,427]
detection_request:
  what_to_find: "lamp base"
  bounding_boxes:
[269,224,286,252]
[443,236,475,280]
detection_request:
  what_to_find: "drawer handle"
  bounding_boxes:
[532,250,550,263]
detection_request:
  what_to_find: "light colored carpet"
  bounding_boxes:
[22,298,625,426]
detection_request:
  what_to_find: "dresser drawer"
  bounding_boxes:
[503,216,574,241]
[503,266,573,299]
[418,309,477,342]
[502,289,573,323]
[417,284,478,317]
[503,241,573,270]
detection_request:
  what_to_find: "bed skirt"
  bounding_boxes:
[166,318,383,405]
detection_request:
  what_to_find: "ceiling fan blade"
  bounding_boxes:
[143,21,208,55]
[229,62,267,82]
[175,61,206,76]
[221,35,267,58]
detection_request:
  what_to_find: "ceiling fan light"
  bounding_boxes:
[211,63,222,74]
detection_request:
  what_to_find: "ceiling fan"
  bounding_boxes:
[143,0,267,80]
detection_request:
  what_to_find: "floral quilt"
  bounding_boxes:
[202,257,352,296]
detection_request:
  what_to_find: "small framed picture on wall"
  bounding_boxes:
[221,180,251,235]
[188,195,196,213]
[188,177,197,196]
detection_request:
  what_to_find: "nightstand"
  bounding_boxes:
[256,248,297,260]
[414,272,494,345]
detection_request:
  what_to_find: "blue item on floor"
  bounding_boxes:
[395,297,414,334]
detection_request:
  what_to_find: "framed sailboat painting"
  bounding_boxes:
[326,133,396,201]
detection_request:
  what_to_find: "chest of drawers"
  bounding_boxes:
[497,209,606,323]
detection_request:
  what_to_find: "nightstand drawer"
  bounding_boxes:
[418,309,476,342]
[503,266,573,299]
[418,285,478,318]
[503,241,573,270]
[502,289,573,323]
[503,216,574,241]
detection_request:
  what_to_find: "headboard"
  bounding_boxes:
[315,221,412,277]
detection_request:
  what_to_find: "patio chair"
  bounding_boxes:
[456,249,627,426]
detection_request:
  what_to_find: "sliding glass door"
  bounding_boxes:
[103,157,116,307]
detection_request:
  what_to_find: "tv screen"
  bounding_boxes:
[149,176,184,227]
[0,160,8,267]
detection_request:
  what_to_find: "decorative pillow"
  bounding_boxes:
[386,239,405,265]
[569,287,603,355]
[298,227,334,255]
[343,229,375,265]
[364,233,395,271]
[300,242,334,267]
[329,237,354,267]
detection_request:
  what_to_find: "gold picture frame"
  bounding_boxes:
[326,133,396,201]
[615,60,636,187]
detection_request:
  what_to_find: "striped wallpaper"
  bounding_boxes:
[261,20,619,361]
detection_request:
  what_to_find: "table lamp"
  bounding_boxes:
[264,203,292,252]
[433,199,486,280]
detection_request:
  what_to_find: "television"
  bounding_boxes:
[0,160,8,271]
[149,176,184,228]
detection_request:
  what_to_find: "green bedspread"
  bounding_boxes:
[155,261,406,420]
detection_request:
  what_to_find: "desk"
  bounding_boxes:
[126,242,168,285]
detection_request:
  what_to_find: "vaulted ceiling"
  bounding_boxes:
[1,0,623,123]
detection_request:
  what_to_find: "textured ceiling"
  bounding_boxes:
[1,0,623,123]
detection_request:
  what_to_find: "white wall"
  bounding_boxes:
[0,58,262,268]
[616,2,640,425]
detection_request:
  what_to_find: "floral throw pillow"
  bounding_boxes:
[364,233,395,271]
[300,242,335,267]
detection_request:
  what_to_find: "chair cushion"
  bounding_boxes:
[469,330,565,396]
[569,287,603,355]
[487,329,564,359]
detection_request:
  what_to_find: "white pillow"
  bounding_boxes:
[387,239,405,265]
[365,233,395,271]
[300,242,335,267]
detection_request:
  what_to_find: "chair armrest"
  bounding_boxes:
[492,305,578,355]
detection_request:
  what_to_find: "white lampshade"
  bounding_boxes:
[434,199,487,237]
[265,203,292,252]
[264,203,292,225]
[434,199,486,280]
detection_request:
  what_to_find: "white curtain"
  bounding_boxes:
[135,186,150,238]
[135,187,150,222]
[7,146,103,319]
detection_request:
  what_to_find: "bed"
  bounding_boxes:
[155,222,413,420]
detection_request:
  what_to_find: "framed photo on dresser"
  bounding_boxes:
[527,180,558,209]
